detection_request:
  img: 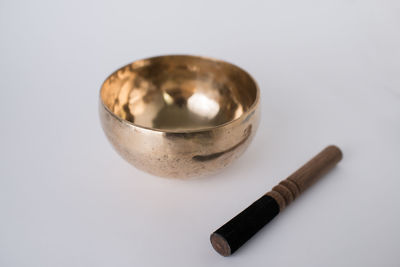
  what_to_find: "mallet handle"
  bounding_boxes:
[210,145,343,256]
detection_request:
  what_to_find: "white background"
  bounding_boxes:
[1,0,399,266]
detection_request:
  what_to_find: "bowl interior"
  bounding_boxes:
[101,55,258,131]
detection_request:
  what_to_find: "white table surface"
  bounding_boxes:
[1,1,399,266]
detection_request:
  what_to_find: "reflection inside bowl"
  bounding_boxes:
[101,56,257,131]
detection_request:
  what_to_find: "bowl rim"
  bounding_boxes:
[99,54,260,133]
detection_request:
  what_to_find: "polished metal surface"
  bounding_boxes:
[100,55,260,178]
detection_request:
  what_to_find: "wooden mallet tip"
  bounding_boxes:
[210,233,231,256]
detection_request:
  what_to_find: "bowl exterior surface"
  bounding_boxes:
[99,102,260,178]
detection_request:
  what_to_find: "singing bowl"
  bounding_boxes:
[99,55,260,178]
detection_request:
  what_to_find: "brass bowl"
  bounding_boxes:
[99,55,260,178]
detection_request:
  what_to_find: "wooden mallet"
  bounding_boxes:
[210,145,343,256]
